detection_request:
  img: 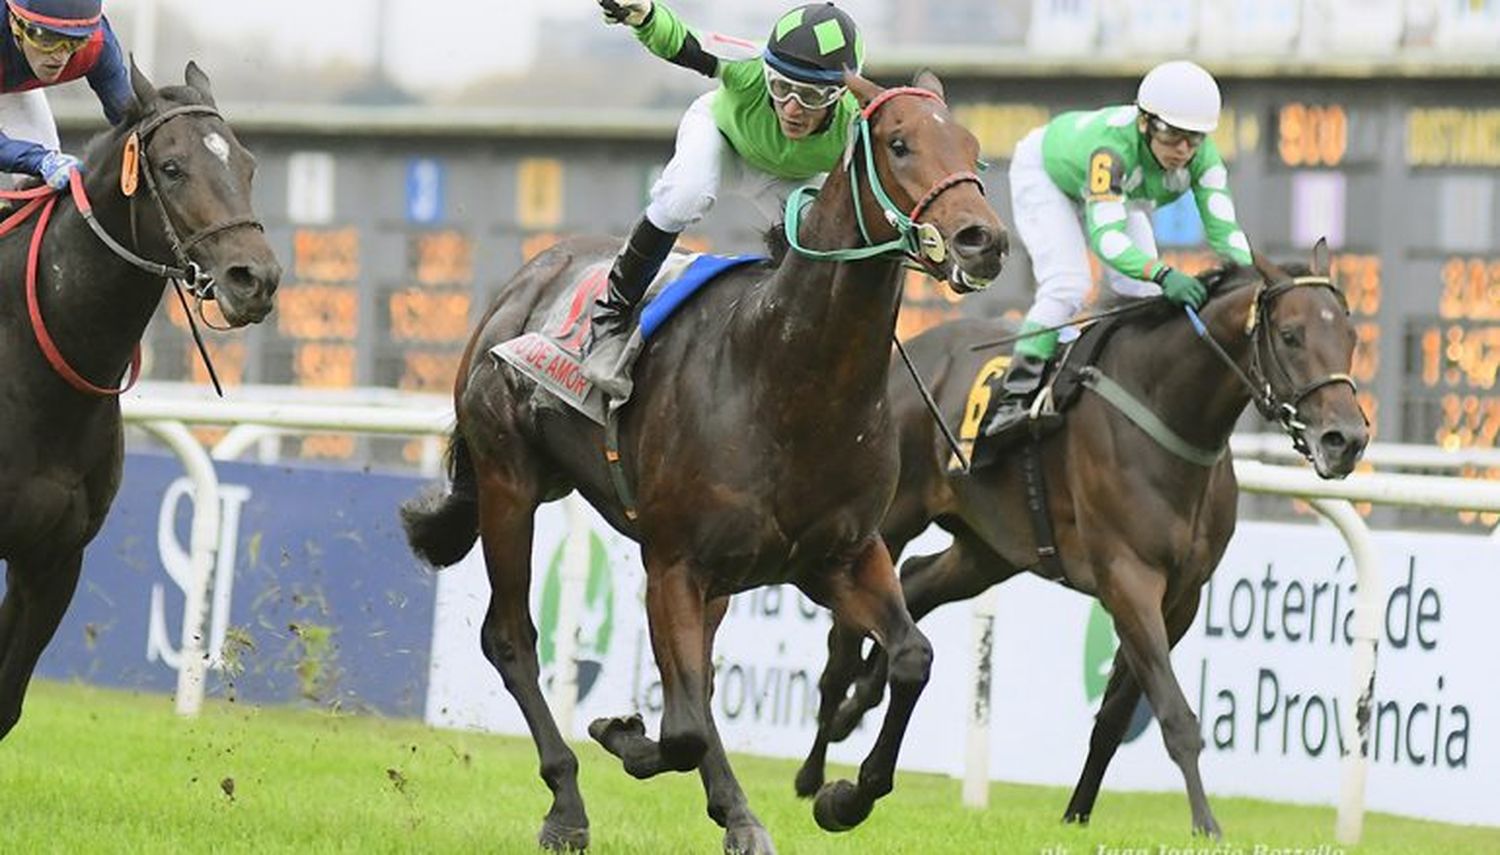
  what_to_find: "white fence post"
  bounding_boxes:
[550,494,590,737]
[962,585,1000,808]
[137,420,221,717]
[1307,498,1382,845]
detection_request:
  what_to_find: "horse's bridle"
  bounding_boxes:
[1245,274,1362,455]
[77,103,265,301]
[24,103,265,396]
[782,87,990,290]
[1188,273,1361,461]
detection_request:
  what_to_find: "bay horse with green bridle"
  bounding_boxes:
[797,253,1368,839]
[402,71,1007,853]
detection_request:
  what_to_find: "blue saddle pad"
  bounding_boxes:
[639,253,765,340]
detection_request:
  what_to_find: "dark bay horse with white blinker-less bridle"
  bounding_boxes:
[401,71,1007,854]
[796,254,1368,839]
[0,62,280,740]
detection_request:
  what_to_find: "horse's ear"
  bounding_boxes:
[184,61,216,107]
[912,68,945,99]
[844,70,880,108]
[1252,250,1290,285]
[129,55,159,114]
[1311,236,1330,276]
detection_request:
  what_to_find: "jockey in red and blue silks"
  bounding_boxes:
[0,0,130,190]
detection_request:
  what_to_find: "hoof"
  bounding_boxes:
[587,713,645,747]
[1194,816,1223,841]
[723,823,776,855]
[537,821,590,852]
[793,762,823,799]
[812,779,871,833]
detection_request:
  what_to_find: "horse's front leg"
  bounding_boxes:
[1065,584,1203,825]
[794,620,865,798]
[1100,560,1221,839]
[0,550,85,740]
[801,537,932,832]
[590,556,711,775]
[691,596,776,855]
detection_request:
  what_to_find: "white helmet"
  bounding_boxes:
[1136,60,1221,133]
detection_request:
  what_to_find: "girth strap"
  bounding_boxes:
[604,410,639,521]
[1079,367,1224,468]
[1020,440,1064,579]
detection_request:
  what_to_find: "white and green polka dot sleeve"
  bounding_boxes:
[1190,138,1252,265]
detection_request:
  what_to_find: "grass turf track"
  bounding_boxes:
[0,681,1494,853]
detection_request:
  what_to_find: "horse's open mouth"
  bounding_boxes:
[948,251,1005,293]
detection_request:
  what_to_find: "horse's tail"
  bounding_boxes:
[400,429,479,568]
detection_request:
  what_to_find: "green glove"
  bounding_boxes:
[1160,267,1207,309]
[1013,320,1059,361]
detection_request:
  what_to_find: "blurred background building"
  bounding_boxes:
[54,1,1500,110]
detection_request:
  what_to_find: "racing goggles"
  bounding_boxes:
[1146,116,1206,148]
[763,65,845,110]
[10,15,86,55]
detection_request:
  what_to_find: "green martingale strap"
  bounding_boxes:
[1079,367,1225,468]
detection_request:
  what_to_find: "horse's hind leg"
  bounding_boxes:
[803,537,932,832]
[1064,585,1203,824]
[0,551,84,740]
[591,555,710,776]
[1102,567,1220,838]
[473,474,588,851]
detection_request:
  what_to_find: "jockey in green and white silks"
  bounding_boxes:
[984,60,1253,438]
[585,0,863,398]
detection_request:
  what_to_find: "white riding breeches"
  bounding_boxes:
[1009,127,1163,329]
[645,91,805,234]
[0,90,58,190]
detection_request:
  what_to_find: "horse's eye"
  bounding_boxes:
[160,160,184,180]
[889,138,909,157]
[1279,327,1302,347]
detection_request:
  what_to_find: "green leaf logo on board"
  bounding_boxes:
[539,530,614,703]
[1083,601,1153,743]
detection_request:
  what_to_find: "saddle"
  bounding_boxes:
[489,252,764,425]
[967,314,1128,469]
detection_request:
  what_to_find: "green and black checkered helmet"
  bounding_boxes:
[763,3,863,85]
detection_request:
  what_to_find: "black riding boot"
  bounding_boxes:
[980,353,1050,439]
[583,216,678,398]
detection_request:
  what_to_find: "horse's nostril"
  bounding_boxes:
[225,262,281,297]
[952,224,993,256]
[1320,430,1349,455]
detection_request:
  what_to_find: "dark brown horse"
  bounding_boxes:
[401,72,1006,853]
[796,255,1368,838]
[0,63,280,739]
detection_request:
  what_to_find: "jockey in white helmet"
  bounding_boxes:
[984,59,1253,441]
